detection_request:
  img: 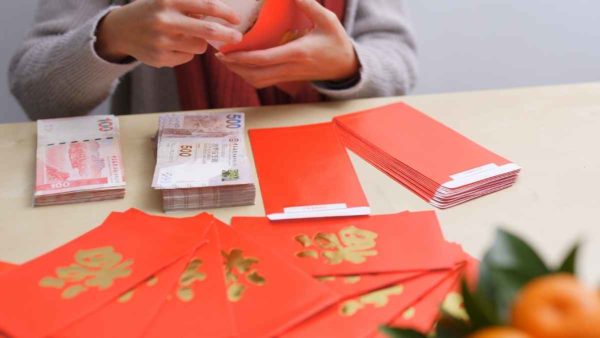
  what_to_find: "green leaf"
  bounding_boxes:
[436,313,472,338]
[478,229,552,323]
[485,229,550,278]
[460,279,501,330]
[379,326,428,338]
[556,243,579,274]
[487,266,532,322]
[476,251,496,306]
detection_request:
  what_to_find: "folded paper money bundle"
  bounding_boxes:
[0,209,477,338]
[151,112,256,212]
[34,115,126,206]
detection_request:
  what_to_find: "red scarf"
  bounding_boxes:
[175,0,346,110]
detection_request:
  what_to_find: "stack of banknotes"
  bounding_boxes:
[34,115,126,206]
[152,112,256,211]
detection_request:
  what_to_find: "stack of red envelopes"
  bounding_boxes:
[334,103,521,208]
[0,210,476,337]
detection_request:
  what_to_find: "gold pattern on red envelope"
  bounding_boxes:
[176,258,207,302]
[442,292,468,320]
[117,275,158,303]
[295,226,378,265]
[317,275,362,284]
[339,284,404,316]
[38,246,133,299]
[222,249,266,302]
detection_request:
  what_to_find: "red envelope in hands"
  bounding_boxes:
[220,0,312,53]
[0,261,16,275]
[0,210,210,338]
[249,122,370,220]
[281,269,454,338]
[55,254,193,338]
[216,221,339,337]
[144,224,237,338]
[231,211,454,276]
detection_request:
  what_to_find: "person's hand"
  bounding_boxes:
[96,0,243,68]
[216,0,359,89]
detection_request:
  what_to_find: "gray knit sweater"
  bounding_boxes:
[9,0,417,120]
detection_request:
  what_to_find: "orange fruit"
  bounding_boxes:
[511,273,600,338]
[468,327,531,338]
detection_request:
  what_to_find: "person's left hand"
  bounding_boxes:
[216,0,359,89]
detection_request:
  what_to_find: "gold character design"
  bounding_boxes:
[176,259,207,302]
[442,292,468,321]
[39,246,133,299]
[295,226,378,265]
[316,275,362,284]
[117,276,158,303]
[402,307,416,320]
[339,285,404,316]
[222,249,266,302]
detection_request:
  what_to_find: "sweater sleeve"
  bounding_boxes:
[8,1,138,120]
[313,0,418,99]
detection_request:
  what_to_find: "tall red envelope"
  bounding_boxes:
[220,0,312,53]
[231,211,454,275]
[249,122,370,220]
[54,253,193,338]
[216,221,339,337]
[144,224,237,338]
[334,102,521,208]
[0,262,16,275]
[0,210,210,338]
[281,269,454,338]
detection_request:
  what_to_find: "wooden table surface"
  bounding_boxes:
[1,83,599,283]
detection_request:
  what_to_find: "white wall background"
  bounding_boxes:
[1,1,600,123]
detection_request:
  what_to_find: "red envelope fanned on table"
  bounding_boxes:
[231,211,454,275]
[215,221,340,338]
[0,209,211,338]
[316,271,426,300]
[249,122,370,220]
[0,262,16,275]
[144,224,237,338]
[54,253,193,338]
[377,246,479,335]
[334,102,521,208]
[281,269,454,338]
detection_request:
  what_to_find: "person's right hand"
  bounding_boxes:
[96,0,242,68]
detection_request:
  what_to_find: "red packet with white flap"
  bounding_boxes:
[144,224,236,338]
[0,210,210,338]
[231,211,454,276]
[216,220,339,337]
[249,122,370,220]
